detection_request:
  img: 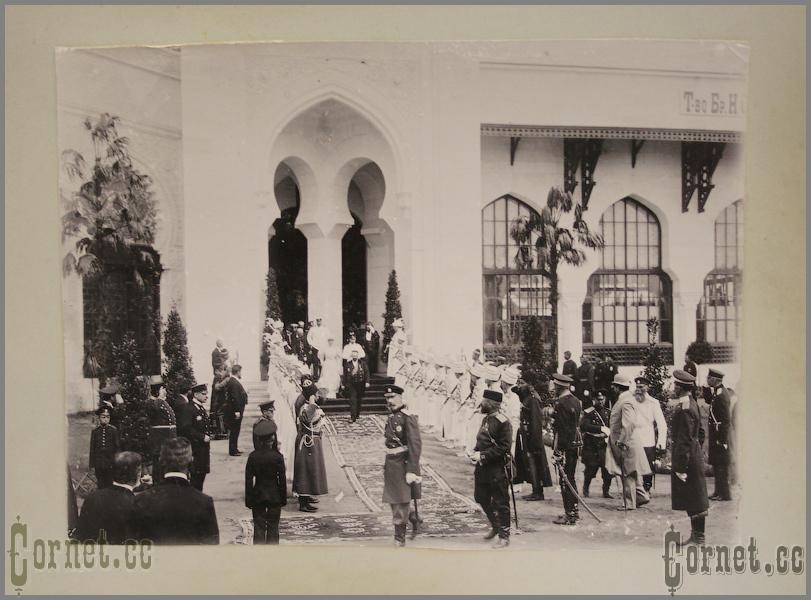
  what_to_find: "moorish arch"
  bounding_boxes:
[267,98,398,337]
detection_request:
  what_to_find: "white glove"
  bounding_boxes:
[235,412,241,419]
[600,426,610,437]
[470,451,481,464]
[405,473,422,485]
[675,472,687,482]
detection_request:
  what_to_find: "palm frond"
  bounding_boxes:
[61,150,86,180]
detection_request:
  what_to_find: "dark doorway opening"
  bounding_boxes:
[269,201,308,325]
[341,213,367,341]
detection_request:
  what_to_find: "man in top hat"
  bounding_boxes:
[702,368,732,501]
[89,406,120,489]
[551,374,583,525]
[382,385,422,547]
[176,383,212,491]
[606,374,651,510]
[253,400,277,450]
[631,376,668,496]
[146,375,177,483]
[470,389,513,547]
[223,364,249,456]
[668,369,709,545]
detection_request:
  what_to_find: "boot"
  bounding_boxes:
[522,487,544,501]
[492,526,510,547]
[571,504,580,523]
[394,524,407,547]
[553,513,576,525]
[602,481,613,499]
[483,527,498,540]
[582,483,590,498]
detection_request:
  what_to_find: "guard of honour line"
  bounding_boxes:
[78,317,733,549]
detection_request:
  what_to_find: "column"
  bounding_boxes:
[299,222,348,335]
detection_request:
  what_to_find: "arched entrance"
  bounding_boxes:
[341,210,367,340]
[269,168,308,324]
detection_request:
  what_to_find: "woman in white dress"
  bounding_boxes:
[386,318,408,384]
[317,337,342,398]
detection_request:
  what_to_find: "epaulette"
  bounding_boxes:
[401,409,412,416]
[494,413,508,423]
[583,407,594,413]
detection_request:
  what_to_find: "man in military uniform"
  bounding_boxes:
[253,400,277,450]
[470,389,512,547]
[669,369,709,545]
[146,375,177,484]
[176,383,212,492]
[703,368,732,501]
[381,385,422,547]
[224,364,249,456]
[89,406,120,489]
[551,374,582,525]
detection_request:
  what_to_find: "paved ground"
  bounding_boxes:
[69,402,740,549]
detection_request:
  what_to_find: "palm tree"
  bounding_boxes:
[61,113,160,377]
[510,186,604,362]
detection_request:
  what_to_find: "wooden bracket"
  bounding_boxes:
[509,136,521,166]
[631,139,645,168]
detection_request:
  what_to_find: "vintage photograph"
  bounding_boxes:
[59,39,746,550]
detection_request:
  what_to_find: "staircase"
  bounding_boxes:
[241,374,393,418]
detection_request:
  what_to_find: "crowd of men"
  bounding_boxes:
[77,315,735,549]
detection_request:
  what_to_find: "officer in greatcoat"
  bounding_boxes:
[702,368,732,501]
[470,389,512,547]
[146,375,177,484]
[551,374,582,525]
[669,369,709,545]
[176,383,212,492]
[579,389,613,498]
[381,385,422,547]
[513,383,552,501]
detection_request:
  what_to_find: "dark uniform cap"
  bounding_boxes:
[300,374,314,384]
[552,373,573,386]
[191,383,207,394]
[96,406,112,416]
[672,370,696,385]
[634,376,650,385]
[254,420,278,438]
[513,384,533,401]
[708,368,725,379]
[384,385,405,397]
[303,384,319,399]
[482,389,503,402]
[259,400,276,411]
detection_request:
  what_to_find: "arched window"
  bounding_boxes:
[582,198,673,365]
[482,195,552,346]
[696,200,743,362]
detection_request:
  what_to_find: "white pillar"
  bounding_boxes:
[363,224,394,331]
[300,222,347,335]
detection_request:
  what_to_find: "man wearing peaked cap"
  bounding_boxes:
[382,384,422,547]
[551,372,583,525]
[146,374,177,484]
[253,399,277,451]
[245,418,287,544]
[470,387,513,547]
[176,382,212,491]
[89,405,120,489]
[702,368,732,501]
[668,369,709,545]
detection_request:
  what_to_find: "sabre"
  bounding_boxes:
[507,457,519,529]
[554,458,602,523]
[409,496,421,540]
[616,442,628,514]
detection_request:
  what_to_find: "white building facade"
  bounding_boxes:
[59,41,746,412]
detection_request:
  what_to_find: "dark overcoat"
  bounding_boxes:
[133,477,219,544]
[579,405,610,467]
[89,424,119,471]
[514,394,552,487]
[77,485,136,544]
[706,386,732,467]
[292,403,328,495]
[382,408,422,504]
[670,394,709,515]
[245,447,288,508]
[177,401,211,474]
[473,412,513,503]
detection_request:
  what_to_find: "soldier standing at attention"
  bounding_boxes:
[551,373,582,525]
[381,385,422,547]
[669,370,709,545]
[703,368,732,501]
[253,400,277,450]
[89,406,120,489]
[470,389,512,548]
